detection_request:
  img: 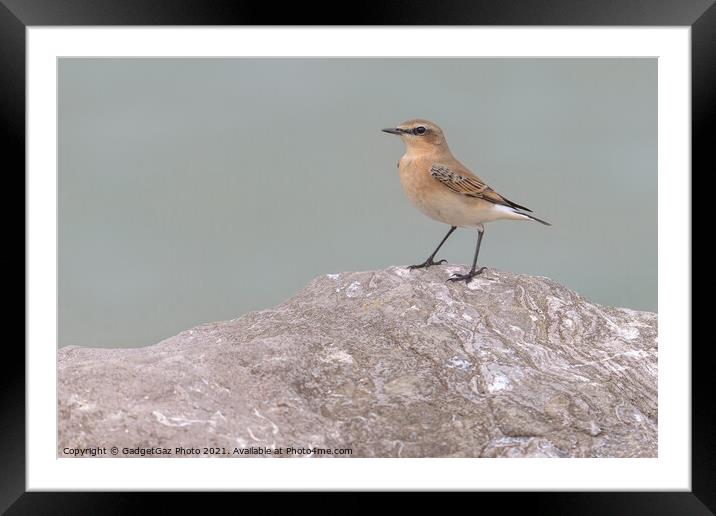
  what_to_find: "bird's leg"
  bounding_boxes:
[408,226,457,270]
[448,227,487,283]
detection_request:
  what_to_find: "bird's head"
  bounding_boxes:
[382,119,447,150]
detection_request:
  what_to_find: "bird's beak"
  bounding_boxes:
[382,127,404,135]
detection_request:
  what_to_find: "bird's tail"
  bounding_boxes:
[519,212,551,226]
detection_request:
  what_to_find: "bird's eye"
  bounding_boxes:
[415,126,427,135]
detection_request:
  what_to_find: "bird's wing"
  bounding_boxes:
[430,163,533,212]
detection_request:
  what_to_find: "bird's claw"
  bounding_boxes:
[408,258,447,270]
[446,267,487,284]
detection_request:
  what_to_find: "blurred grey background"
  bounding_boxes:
[59,58,656,348]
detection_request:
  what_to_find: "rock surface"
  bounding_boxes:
[59,266,657,458]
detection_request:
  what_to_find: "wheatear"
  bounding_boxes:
[383,119,550,283]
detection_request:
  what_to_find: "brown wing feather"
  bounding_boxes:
[430,164,532,212]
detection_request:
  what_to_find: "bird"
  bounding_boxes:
[382,119,550,283]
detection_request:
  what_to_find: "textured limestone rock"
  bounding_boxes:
[58,266,657,458]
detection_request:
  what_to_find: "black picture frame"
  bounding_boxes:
[5,0,707,512]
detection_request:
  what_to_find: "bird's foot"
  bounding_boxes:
[447,267,487,284]
[408,258,447,270]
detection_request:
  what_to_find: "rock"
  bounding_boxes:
[58,266,657,458]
